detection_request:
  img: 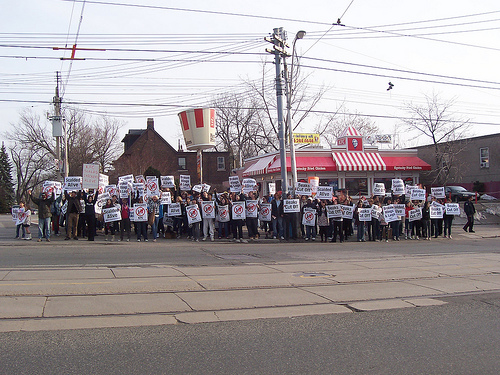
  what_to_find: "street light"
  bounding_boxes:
[285,30,306,195]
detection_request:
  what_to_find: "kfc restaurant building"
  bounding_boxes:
[242,127,431,197]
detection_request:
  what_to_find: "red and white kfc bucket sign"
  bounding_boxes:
[178,108,216,150]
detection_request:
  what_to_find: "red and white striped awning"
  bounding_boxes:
[332,152,386,171]
[242,155,277,177]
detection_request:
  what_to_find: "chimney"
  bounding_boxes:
[147,118,154,130]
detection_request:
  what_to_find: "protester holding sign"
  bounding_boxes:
[302,197,318,241]
[329,199,344,243]
[422,201,431,240]
[200,191,215,242]
[22,204,32,240]
[354,201,365,242]
[271,191,284,240]
[29,189,55,242]
[147,195,161,242]
[119,200,131,242]
[64,190,83,241]
[83,190,98,241]
[215,193,231,239]
[15,202,26,239]
[317,200,330,242]
[245,191,260,240]
[230,194,246,243]
[443,197,455,239]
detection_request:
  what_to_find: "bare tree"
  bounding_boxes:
[402,93,471,185]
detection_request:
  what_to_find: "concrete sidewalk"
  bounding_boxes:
[1,250,500,332]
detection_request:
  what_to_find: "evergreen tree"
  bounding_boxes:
[0,143,15,212]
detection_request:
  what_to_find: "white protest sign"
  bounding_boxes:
[161,175,175,188]
[146,176,160,197]
[445,203,460,215]
[268,182,276,196]
[391,179,405,195]
[410,188,426,201]
[201,201,216,219]
[242,178,257,194]
[202,183,211,193]
[168,203,182,217]
[135,175,146,185]
[98,174,109,194]
[11,205,20,222]
[192,184,203,193]
[259,203,272,222]
[105,184,118,198]
[373,183,386,196]
[64,176,82,191]
[133,183,145,198]
[383,205,399,223]
[302,208,317,226]
[430,205,444,219]
[283,199,300,213]
[316,186,333,200]
[341,205,354,220]
[118,174,134,184]
[326,205,343,219]
[186,204,202,224]
[409,208,422,222]
[102,206,121,223]
[160,191,172,205]
[229,176,241,193]
[295,182,312,196]
[231,201,246,220]
[358,208,372,222]
[245,200,259,218]
[119,182,132,199]
[431,187,446,199]
[405,185,418,196]
[393,204,406,216]
[82,164,100,189]
[43,181,60,196]
[133,203,148,222]
[371,205,381,219]
[179,175,191,191]
[217,205,230,222]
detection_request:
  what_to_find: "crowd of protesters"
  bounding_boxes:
[13,182,475,243]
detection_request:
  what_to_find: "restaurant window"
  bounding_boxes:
[217,156,226,171]
[320,179,339,190]
[374,178,392,191]
[480,147,489,168]
[178,157,186,170]
[345,178,368,196]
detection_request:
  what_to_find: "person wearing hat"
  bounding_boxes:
[28,189,55,242]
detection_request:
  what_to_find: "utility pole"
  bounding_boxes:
[51,72,69,181]
[265,27,289,194]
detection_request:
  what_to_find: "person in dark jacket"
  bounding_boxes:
[271,191,284,239]
[29,189,55,242]
[463,196,476,233]
[83,190,98,241]
[64,190,82,240]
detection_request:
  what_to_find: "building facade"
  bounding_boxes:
[413,133,500,197]
[241,127,431,197]
[112,118,230,189]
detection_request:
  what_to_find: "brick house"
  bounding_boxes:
[112,118,230,190]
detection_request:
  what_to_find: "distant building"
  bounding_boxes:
[241,127,431,197]
[412,133,500,197]
[112,118,230,189]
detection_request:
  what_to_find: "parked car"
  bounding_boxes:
[444,186,476,202]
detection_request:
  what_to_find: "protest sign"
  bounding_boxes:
[146,176,160,197]
[341,205,354,220]
[201,201,216,219]
[302,208,317,226]
[410,188,426,201]
[245,200,258,218]
[11,205,20,222]
[283,199,300,213]
[259,203,272,222]
[105,184,118,197]
[102,206,121,223]
[168,203,182,217]
[383,205,399,223]
[229,176,241,193]
[217,205,230,222]
[409,208,422,222]
[202,184,211,193]
[316,186,333,200]
[186,204,202,224]
[242,178,257,194]
[326,205,343,219]
[119,182,132,199]
[445,203,460,215]
[82,164,100,189]
[64,176,82,191]
[371,205,381,219]
[391,179,405,195]
[160,191,171,205]
[132,183,145,198]
[430,205,444,219]
[133,203,148,222]
[135,175,146,185]
[231,201,246,220]
[268,182,276,196]
[192,184,203,193]
[118,174,134,184]
[405,185,418,196]
[358,208,372,222]
[295,182,312,196]
[431,187,446,199]
[99,174,109,194]
[373,183,386,196]
[393,204,405,216]
[179,175,191,191]
[160,175,175,188]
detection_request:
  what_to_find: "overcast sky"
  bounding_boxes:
[2,0,500,150]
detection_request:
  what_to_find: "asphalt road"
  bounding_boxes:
[1,292,499,375]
